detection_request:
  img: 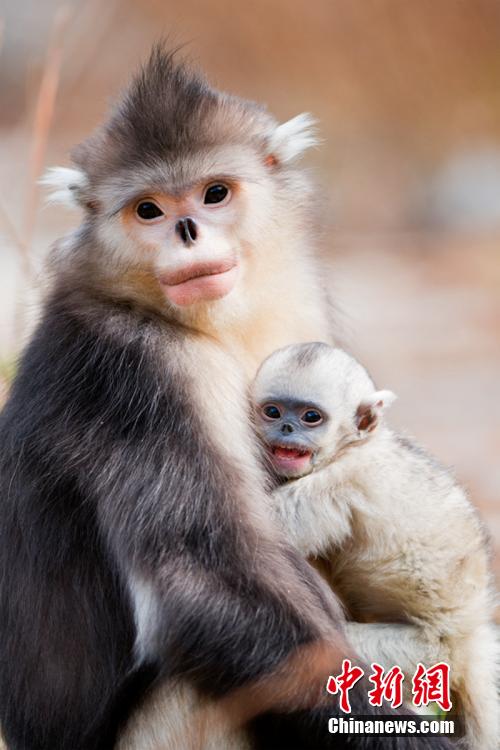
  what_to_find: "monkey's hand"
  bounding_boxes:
[271,474,352,557]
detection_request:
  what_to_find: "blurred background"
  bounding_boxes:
[0,1,499,594]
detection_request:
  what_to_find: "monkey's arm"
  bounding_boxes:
[271,471,352,556]
[344,622,444,673]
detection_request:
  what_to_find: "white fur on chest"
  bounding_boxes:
[129,574,161,664]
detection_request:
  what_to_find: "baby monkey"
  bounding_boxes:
[251,342,498,750]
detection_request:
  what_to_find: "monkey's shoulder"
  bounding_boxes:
[342,432,485,549]
[357,431,464,497]
[0,294,195,456]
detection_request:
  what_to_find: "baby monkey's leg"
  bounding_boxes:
[345,622,499,750]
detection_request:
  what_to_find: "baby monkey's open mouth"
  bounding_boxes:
[268,443,313,478]
[272,445,311,460]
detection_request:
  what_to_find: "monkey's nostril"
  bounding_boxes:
[186,217,197,242]
[281,424,294,434]
[176,217,197,246]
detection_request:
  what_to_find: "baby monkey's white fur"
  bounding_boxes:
[252,343,499,750]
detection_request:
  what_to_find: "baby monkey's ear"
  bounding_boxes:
[355,390,397,433]
[265,113,318,167]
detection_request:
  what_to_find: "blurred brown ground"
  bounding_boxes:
[0,1,499,606]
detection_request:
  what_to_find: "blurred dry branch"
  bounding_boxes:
[0,8,22,262]
[24,4,72,273]
[0,16,25,334]
[0,7,71,280]
[0,6,73,346]
[0,201,28,258]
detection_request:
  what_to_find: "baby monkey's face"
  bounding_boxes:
[252,343,396,481]
[256,397,331,478]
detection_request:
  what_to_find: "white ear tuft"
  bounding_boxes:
[40,167,88,209]
[371,390,397,410]
[268,113,319,164]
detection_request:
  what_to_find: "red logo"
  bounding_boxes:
[368,663,405,709]
[326,659,364,713]
[412,662,452,712]
[326,660,452,713]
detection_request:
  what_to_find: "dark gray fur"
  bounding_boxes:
[73,45,272,195]
[294,341,331,368]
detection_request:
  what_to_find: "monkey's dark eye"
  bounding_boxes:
[301,409,323,425]
[136,201,164,220]
[204,184,229,205]
[262,404,281,420]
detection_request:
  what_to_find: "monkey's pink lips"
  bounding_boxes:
[268,444,313,477]
[159,258,238,306]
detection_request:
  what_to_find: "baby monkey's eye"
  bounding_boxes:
[204,183,230,205]
[301,409,323,426]
[136,201,164,220]
[262,404,281,420]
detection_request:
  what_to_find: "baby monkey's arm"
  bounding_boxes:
[344,622,444,673]
[270,472,352,557]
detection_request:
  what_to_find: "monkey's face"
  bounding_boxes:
[252,345,356,478]
[120,178,241,307]
[88,143,282,314]
[47,53,319,318]
[252,343,394,479]
[46,54,316,320]
[255,398,330,478]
